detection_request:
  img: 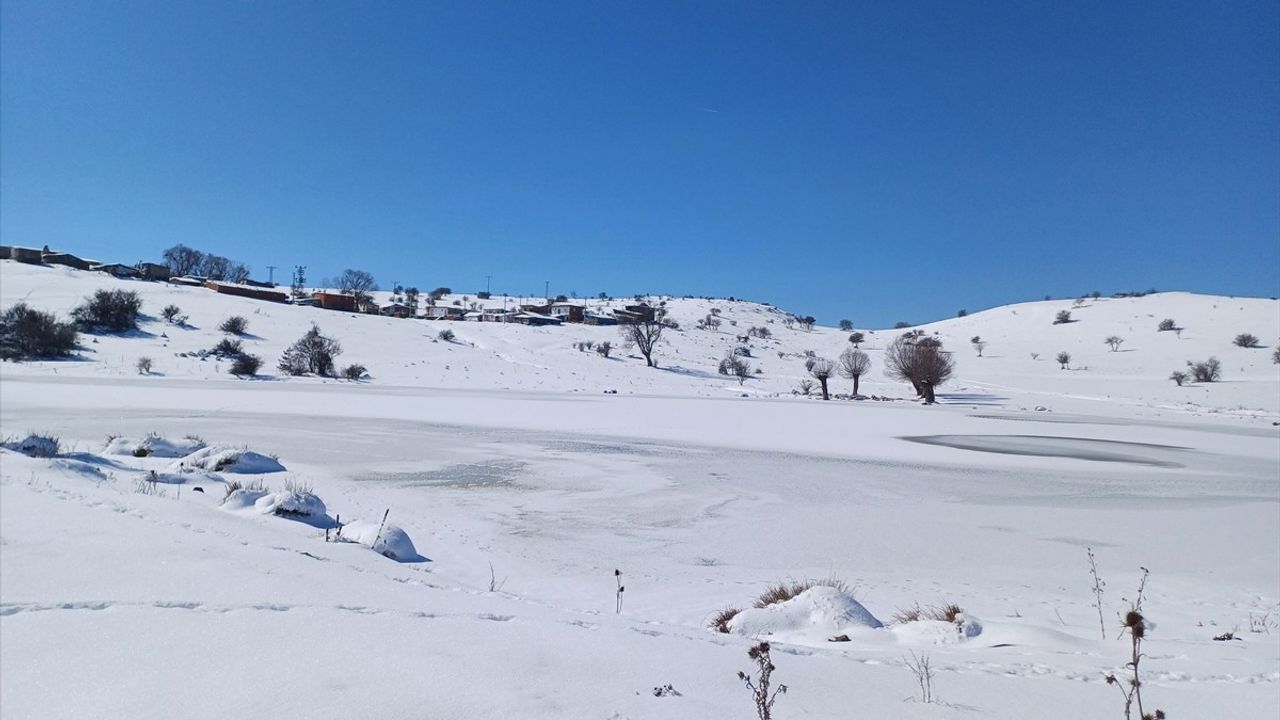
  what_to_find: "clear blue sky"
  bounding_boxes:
[3,1,1277,325]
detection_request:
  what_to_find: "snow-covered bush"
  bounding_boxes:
[253,479,327,518]
[219,316,248,335]
[726,585,883,639]
[106,433,206,458]
[1157,318,1176,331]
[1187,357,1222,383]
[230,353,262,376]
[278,324,341,376]
[72,289,142,332]
[3,433,61,457]
[161,304,187,324]
[136,356,153,374]
[0,303,79,360]
[1234,332,1261,348]
[171,446,285,474]
[341,363,367,380]
[1053,310,1072,325]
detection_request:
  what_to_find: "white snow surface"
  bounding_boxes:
[2,260,1278,719]
[105,433,206,458]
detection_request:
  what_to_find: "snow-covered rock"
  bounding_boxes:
[338,520,421,562]
[727,586,883,641]
[170,446,285,474]
[255,489,327,518]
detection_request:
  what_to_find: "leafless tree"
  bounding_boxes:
[618,317,664,367]
[161,244,205,276]
[1105,335,1124,352]
[837,347,871,396]
[808,357,835,400]
[1056,351,1071,369]
[884,334,955,404]
[338,269,379,310]
[970,335,986,356]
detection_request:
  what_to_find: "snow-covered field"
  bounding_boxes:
[2,260,1278,719]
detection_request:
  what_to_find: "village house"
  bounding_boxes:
[423,305,466,320]
[312,291,357,312]
[206,281,288,303]
[379,302,414,318]
[135,262,171,281]
[549,302,586,323]
[42,251,95,270]
[91,262,141,279]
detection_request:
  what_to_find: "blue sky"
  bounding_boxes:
[3,1,1277,325]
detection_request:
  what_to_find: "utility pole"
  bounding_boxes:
[544,280,549,301]
[266,265,278,284]
[486,275,491,294]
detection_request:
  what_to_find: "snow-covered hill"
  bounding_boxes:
[3,260,1277,422]
[3,259,1279,720]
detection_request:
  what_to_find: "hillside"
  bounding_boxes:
[3,260,1277,423]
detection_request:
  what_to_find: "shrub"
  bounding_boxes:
[437,328,455,342]
[710,607,742,634]
[1234,333,1261,348]
[595,341,612,358]
[71,289,141,332]
[222,477,266,503]
[1157,318,1176,332]
[136,356,153,374]
[1053,310,1072,325]
[1104,335,1124,352]
[957,309,967,317]
[3,433,61,457]
[893,321,911,329]
[219,316,248,335]
[838,319,853,331]
[0,303,79,360]
[230,353,262,376]
[161,304,187,324]
[1186,357,1221,383]
[796,379,814,396]
[754,577,850,608]
[211,337,243,357]
[1169,370,1187,386]
[342,363,367,380]
[278,324,341,376]
[1274,347,1280,365]
[1056,351,1071,369]
[848,331,864,347]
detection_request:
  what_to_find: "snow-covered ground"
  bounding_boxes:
[2,260,1278,719]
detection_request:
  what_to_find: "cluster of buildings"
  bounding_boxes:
[2,244,659,328]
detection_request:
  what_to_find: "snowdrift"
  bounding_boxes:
[106,434,206,458]
[727,586,883,641]
[169,446,285,474]
[338,520,422,562]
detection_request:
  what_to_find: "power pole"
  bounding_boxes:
[266,265,278,284]
[544,280,549,301]
[485,275,491,294]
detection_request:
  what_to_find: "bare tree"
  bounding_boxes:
[970,335,986,357]
[848,331,864,347]
[1056,351,1071,369]
[161,244,205,276]
[838,319,853,331]
[338,269,379,310]
[199,254,232,281]
[884,334,955,404]
[837,347,871,396]
[618,317,664,368]
[1105,335,1124,352]
[809,357,835,400]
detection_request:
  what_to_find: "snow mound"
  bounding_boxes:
[889,615,984,645]
[106,434,206,458]
[255,489,327,518]
[220,486,271,510]
[338,520,421,562]
[169,446,285,474]
[3,434,60,457]
[727,586,883,640]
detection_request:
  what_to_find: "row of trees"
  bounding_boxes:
[162,244,250,282]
